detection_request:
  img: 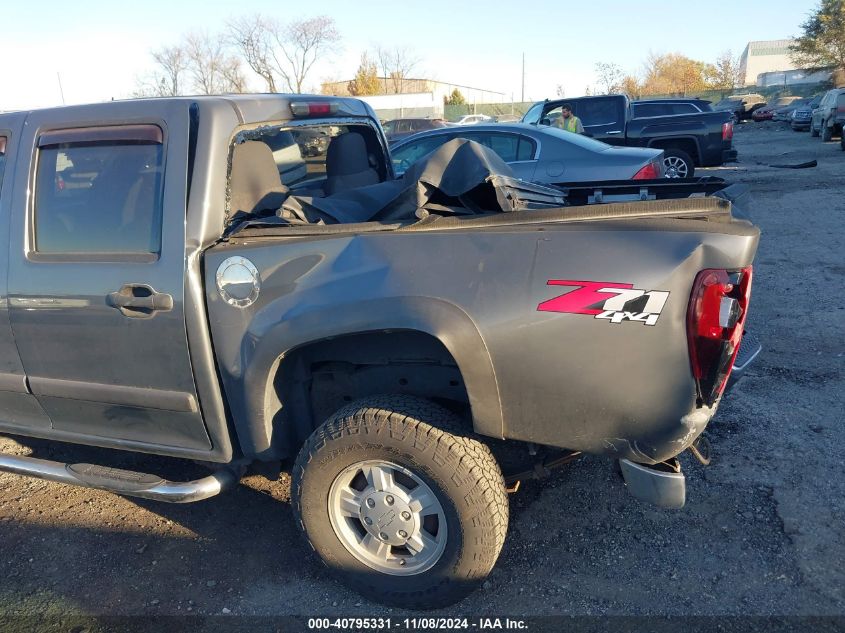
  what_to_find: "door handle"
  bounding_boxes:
[107,284,173,318]
[606,130,623,135]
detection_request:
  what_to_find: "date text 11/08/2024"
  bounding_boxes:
[307,617,529,630]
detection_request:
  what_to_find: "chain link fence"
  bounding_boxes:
[443,102,536,122]
[639,82,831,103]
[377,82,833,124]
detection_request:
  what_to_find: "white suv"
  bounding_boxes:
[810,87,845,141]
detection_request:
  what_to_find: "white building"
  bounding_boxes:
[321,78,506,119]
[355,93,440,120]
[738,40,799,87]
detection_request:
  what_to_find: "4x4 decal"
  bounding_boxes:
[537,279,669,326]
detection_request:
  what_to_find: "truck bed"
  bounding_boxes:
[207,194,758,463]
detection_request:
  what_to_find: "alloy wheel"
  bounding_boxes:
[327,460,447,576]
[663,156,689,178]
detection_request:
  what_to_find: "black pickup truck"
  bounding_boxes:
[522,94,737,178]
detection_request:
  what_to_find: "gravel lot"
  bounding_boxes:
[0,121,843,624]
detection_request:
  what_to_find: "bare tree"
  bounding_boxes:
[594,62,623,94]
[375,45,419,94]
[137,32,247,96]
[134,45,189,97]
[152,45,188,96]
[184,32,238,94]
[228,14,278,92]
[221,57,249,93]
[278,16,340,93]
[228,14,340,93]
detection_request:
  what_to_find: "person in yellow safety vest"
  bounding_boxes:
[556,103,584,134]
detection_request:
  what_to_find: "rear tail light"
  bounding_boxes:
[687,267,752,406]
[722,122,734,142]
[632,160,661,180]
[290,101,339,117]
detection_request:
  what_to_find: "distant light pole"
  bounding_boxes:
[521,53,525,103]
[56,72,65,105]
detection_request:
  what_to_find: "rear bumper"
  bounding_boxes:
[726,330,762,391]
[620,458,685,509]
[722,148,738,163]
[620,330,761,510]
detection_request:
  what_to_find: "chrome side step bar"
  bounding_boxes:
[0,452,240,503]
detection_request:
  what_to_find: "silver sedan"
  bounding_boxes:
[389,123,665,183]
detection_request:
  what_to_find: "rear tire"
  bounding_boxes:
[292,395,508,609]
[821,124,833,142]
[662,149,695,179]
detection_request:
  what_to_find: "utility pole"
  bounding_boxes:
[56,72,65,105]
[521,52,525,103]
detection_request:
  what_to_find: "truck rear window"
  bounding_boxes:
[228,123,386,220]
[633,103,698,118]
[549,98,621,127]
[34,128,164,254]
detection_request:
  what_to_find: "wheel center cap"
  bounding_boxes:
[359,491,415,546]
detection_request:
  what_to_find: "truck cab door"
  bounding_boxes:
[0,122,53,433]
[573,96,627,145]
[7,102,212,452]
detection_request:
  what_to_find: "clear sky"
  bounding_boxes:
[0,0,817,110]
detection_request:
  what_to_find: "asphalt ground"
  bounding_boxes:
[0,120,842,628]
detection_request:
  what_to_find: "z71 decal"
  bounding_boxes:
[537,279,670,326]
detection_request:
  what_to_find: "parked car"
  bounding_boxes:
[772,98,809,122]
[522,94,737,178]
[751,106,775,122]
[390,123,665,183]
[0,94,760,609]
[294,128,331,157]
[713,98,741,122]
[714,94,767,121]
[810,88,845,141]
[836,92,845,150]
[752,96,803,122]
[382,118,448,144]
[790,96,822,131]
[452,113,494,125]
[632,98,713,118]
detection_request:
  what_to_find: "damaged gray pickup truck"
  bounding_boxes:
[0,95,760,608]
